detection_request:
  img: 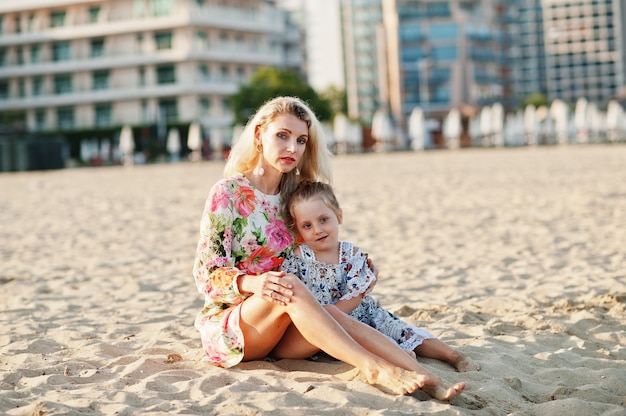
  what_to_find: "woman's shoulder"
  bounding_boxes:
[210,175,249,193]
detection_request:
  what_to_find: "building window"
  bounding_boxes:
[428,23,458,40]
[50,11,66,28]
[154,32,173,50]
[54,74,72,94]
[89,6,100,23]
[133,0,146,17]
[15,17,21,33]
[18,79,25,97]
[94,103,112,126]
[220,65,229,80]
[91,38,105,57]
[35,109,46,130]
[28,14,35,31]
[200,97,210,113]
[198,64,209,80]
[52,42,71,61]
[0,48,5,66]
[32,76,43,96]
[139,67,146,86]
[16,47,24,64]
[432,45,457,62]
[151,0,173,16]
[0,16,3,34]
[30,45,40,63]
[0,81,8,99]
[57,107,75,129]
[158,98,178,121]
[93,70,109,90]
[141,100,148,122]
[156,65,175,84]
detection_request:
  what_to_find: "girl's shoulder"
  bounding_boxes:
[339,241,363,259]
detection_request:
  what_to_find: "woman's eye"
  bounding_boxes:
[277,132,287,139]
[297,137,308,145]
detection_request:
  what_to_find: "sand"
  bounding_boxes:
[1,144,625,415]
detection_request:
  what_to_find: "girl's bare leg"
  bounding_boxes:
[323,306,466,401]
[239,275,425,395]
[414,339,481,372]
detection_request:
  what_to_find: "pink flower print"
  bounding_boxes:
[233,186,256,217]
[265,217,292,252]
[242,237,260,255]
[260,200,272,212]
[210,186,230,211]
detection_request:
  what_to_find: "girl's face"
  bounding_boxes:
[258,113,308,175]
[292,196,341,255]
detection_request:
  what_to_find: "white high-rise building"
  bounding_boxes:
[0,0,299,159]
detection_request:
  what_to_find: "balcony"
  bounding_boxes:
[0,5,285,48]
[0,79,239,112]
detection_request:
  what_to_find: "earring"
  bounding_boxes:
[255,143,262,153]
[295,167,300,176]
[258,167,265,176]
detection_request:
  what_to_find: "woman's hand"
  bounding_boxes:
[240,271,294,306]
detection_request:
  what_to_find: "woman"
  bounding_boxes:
[192,96,464,399]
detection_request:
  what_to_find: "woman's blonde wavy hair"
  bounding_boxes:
[223,96,333,201]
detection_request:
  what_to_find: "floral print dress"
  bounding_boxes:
[193,175,293,368]
[280,242,435,351]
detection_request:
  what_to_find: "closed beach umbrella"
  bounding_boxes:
[187,122,202,151]
[119,125,134,155]
[167,127,181,161]
[408,107,425,151]
[371,109,394,151]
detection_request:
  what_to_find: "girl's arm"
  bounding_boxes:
[334,296,362,314]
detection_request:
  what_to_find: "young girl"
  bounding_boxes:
[280,181,480,373]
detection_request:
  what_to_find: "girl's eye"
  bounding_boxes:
[302,223,311,229]
[320,217,327,223]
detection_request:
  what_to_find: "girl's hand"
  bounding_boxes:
[365,254,379,278]
[364,254,378,295]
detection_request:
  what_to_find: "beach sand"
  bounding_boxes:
[1,144,625,415]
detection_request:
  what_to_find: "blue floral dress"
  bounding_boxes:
[280,242,435,351]
[193,175,293,368]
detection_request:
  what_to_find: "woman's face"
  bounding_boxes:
[258,113,308,174]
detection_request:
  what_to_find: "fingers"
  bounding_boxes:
[261,272,294,305]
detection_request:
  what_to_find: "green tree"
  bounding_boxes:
[522,92,549,109]
[321,86,348,119]
[230,67,333,125]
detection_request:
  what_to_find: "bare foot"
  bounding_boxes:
[423,379,466,401]
[451,352,480,372]
[361,364,426,395]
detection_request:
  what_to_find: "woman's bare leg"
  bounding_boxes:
[414,339,481,372]
[323,306,466,401]
[239,275,425,395]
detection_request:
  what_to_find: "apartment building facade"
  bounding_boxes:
[381,0,519,126]
[538,0,624,106]
[0,0,299,159]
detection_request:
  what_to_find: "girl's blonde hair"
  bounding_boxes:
[223,96,333,200]
[282,181,341,235]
